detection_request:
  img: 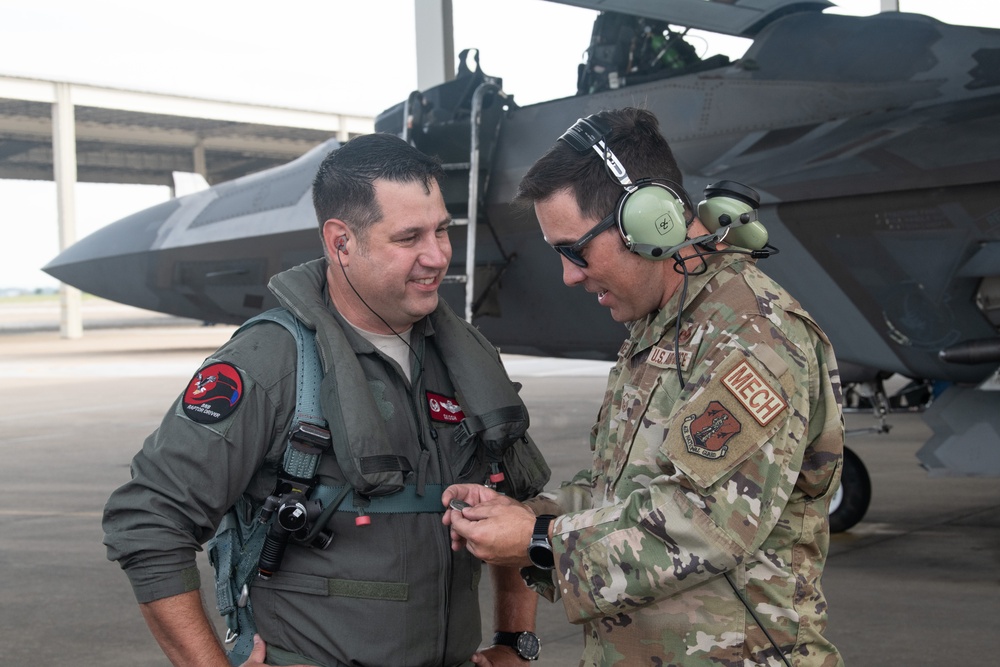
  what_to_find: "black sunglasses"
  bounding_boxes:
[551,211,617,268]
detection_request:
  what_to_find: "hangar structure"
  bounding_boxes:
[0,74,374,336]
[0,75,373,188]
[4,0,457,337]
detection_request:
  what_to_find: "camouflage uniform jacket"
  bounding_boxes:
[527,253,844,666]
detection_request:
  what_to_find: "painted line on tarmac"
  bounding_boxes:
[501,355,613,377]
[0,509,103,518]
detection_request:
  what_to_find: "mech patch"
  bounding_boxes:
[722,359,787,426]
[182,362,244,424]
[426,391,465,424]
[668,350,787,489]
[682,400,742,459]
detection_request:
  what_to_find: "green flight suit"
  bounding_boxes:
[104,259,549,666]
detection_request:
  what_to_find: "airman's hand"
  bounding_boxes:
[448,496,536,568]
[441,483,510,551]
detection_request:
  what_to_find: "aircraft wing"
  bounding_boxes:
[543,0,832,36]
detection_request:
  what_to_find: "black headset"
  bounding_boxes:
[558,114,770,258]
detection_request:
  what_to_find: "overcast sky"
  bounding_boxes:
[2,0,999,290]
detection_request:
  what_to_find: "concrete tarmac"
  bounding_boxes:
[1,302,998,665]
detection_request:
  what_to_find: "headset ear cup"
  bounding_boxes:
[697,199,718,232]
[619,183,689,259]
[697,181,769,250]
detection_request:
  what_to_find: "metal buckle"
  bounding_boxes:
[453,420,474,447]
[224,629,239,644]
[289,422,331,450]
[237,583,250,608]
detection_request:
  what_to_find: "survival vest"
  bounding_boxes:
[208,306,548,665]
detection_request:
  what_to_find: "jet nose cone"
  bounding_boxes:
[43,198,181,306]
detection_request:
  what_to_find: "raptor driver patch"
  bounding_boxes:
[182,362,243,424]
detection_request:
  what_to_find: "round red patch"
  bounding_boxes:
[182,362,244,424]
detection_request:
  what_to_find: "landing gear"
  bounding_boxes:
[829,446,871,533]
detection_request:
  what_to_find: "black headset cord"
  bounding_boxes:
[335,250,423,375]
[671,248,792,667]
[724,572,794,667]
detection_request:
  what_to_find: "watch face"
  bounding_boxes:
[516,632,540,659]
[528,543,554,569]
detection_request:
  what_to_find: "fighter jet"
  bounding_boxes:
[43,0,1000,530]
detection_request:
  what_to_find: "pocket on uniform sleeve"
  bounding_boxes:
[666,350,790,490]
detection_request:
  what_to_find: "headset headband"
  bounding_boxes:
[559,116,636,192]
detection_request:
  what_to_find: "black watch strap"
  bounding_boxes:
[527,514,555,570]
[493,630,541,661]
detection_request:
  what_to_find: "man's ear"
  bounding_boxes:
[322,219,350,261]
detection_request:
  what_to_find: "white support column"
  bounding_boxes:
[52,82,82,339]
[414,0,455,90]
[192,140,207,178]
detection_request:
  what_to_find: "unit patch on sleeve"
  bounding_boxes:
[427,391,465,424]
[681,400,742,459]
[667,350,790,489]
[182,362,244,424]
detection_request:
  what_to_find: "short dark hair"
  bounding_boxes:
[312,133,445,239]
[515,107,683,221]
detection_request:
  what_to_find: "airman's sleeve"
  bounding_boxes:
[548,314,821,623]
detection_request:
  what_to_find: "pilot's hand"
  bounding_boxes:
[240,634,313,667]
[448,497,536,568]
[472,644,527,666]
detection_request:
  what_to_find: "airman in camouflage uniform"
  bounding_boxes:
[522,251,844,666]
[444,108,844,666]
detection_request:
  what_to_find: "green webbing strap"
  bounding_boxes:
[220,309,329,666]
[237,309,329,480]
[312,483,446,514]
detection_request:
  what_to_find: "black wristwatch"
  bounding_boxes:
[527,514,555,570]
[492,630,541,661]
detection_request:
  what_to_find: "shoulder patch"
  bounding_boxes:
[667,350,789,489]
[721,359,787,426]
[682,400,742,459]
[182,362,244,424]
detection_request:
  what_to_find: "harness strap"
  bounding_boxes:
[454,405,528,449]
[238,310,330,480]
[211,512,238,618]
[360,454,413,475]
